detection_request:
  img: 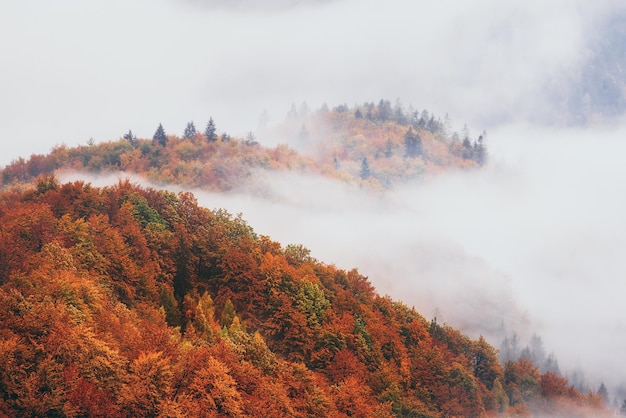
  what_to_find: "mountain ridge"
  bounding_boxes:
[0,174,610,417]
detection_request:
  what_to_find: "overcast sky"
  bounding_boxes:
[6,0,626,396]
[0,0,614,166]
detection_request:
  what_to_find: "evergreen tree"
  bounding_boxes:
[183,121,197,139]
[287,103,298,119]
[598,383,608,404]
[427,116,440,133]
[418,110,429,128]
[404,128,423,158]
[377,99,392,121]
[462,136,473,160]
[544,352,560,374]
[499,334,520,364]
[473,135,487,165]
[360,157,371,179]
[244,132,258,146]
[204,117,217,142]
[123,130,135,143]
[393,98,406,124]
[153,123,167,147]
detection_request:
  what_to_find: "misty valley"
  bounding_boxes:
[4,1,626,417]
[1,101,625,417]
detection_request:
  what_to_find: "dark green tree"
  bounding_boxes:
[204,117,217,142]
[377,99,392,121]
[153,123,167,147]
[404,128,423,158]
[393,99,406,124]
[183,121,197,139]
[360,157,371,179]
[123,130,135,143]
[473,135,487,165]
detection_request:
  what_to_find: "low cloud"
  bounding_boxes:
[58,122,626,391]
[2,0,620,165]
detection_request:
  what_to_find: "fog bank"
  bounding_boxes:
[2,0,620,165]
[59,123,626,390]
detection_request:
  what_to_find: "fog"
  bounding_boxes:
[197,123,626,390]
[0,0,614,166]
[58,121,626,392]
[6,0,626,399]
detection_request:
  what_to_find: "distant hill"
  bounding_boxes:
[1,101,486,192]
[544,12,626,125]
[0,176,609,416]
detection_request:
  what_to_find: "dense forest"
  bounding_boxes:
[0,175,611,417]
[1,101,486,193]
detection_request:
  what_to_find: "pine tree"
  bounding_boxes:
[598,383,608,404]
[204,118,217,142]
[360,157,371,179]
[404,128,423,158]
[153,123,167,147]
[183,121,197,139]
[123,130,135,143]
[473,135,487,165]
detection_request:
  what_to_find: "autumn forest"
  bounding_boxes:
[0,102,613,417]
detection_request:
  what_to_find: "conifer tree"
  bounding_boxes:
[360,157,371,179]
[404,128,423,158]
[204,118,217,142]
[153,123,167,147]
[123,130,135,143]
[183,121,197,139]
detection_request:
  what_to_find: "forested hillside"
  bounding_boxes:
[0,176,609,417]
[1,101,486,192]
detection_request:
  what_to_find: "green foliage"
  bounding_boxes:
[182,121,196,139]
[404,127,423,158]
[153,123,167,147]
[284,244,311,266]
[128,194,167,228]
[295,280,330,327]
[220,299,237,328]
[204,117,217,142]
[159,285,181,327]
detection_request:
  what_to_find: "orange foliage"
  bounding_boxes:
[0,177,607,417]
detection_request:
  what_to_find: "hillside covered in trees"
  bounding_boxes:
[1,101,486,192]
[0,176,610,417]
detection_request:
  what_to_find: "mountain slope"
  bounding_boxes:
[0,176,608,417]
[1,101,486,192]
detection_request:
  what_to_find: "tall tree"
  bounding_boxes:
[404,128,423,158]
[204,118,217,142]
[153,123,167,147]
[183,121,197,139]
[473,135,487,165]
[360,157,371,179]
[123,130,135,143]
